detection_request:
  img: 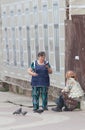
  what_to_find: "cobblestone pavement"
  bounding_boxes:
[0,92,85,130]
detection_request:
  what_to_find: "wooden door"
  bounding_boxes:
[65,15,85,91]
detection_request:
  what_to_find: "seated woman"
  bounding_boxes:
[52,70,84,112]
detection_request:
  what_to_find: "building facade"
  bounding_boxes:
[69,0,85,17]
[0,0,66,98]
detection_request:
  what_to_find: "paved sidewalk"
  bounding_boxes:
[0,91,85,130]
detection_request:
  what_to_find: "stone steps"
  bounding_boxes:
[0,80,32,97]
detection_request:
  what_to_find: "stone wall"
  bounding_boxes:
[2,76,61,101]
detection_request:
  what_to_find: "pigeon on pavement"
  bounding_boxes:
[13,108,22,115]
[22,111,28,116]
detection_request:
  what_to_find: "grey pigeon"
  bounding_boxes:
[13,108,22,115]
[22,111,28,116]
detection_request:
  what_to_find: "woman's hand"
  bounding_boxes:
[28,68,38,76]
[61,87,69,93]
[32,72,38,76]
[45,65,52,74]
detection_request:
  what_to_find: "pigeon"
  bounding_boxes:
[13,108,22,115]
[22,111,28,116]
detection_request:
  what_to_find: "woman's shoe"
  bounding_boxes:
[63,107,69,111]
[33,109,44,113]
[43,107,48,111]
[51,107,62,112]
